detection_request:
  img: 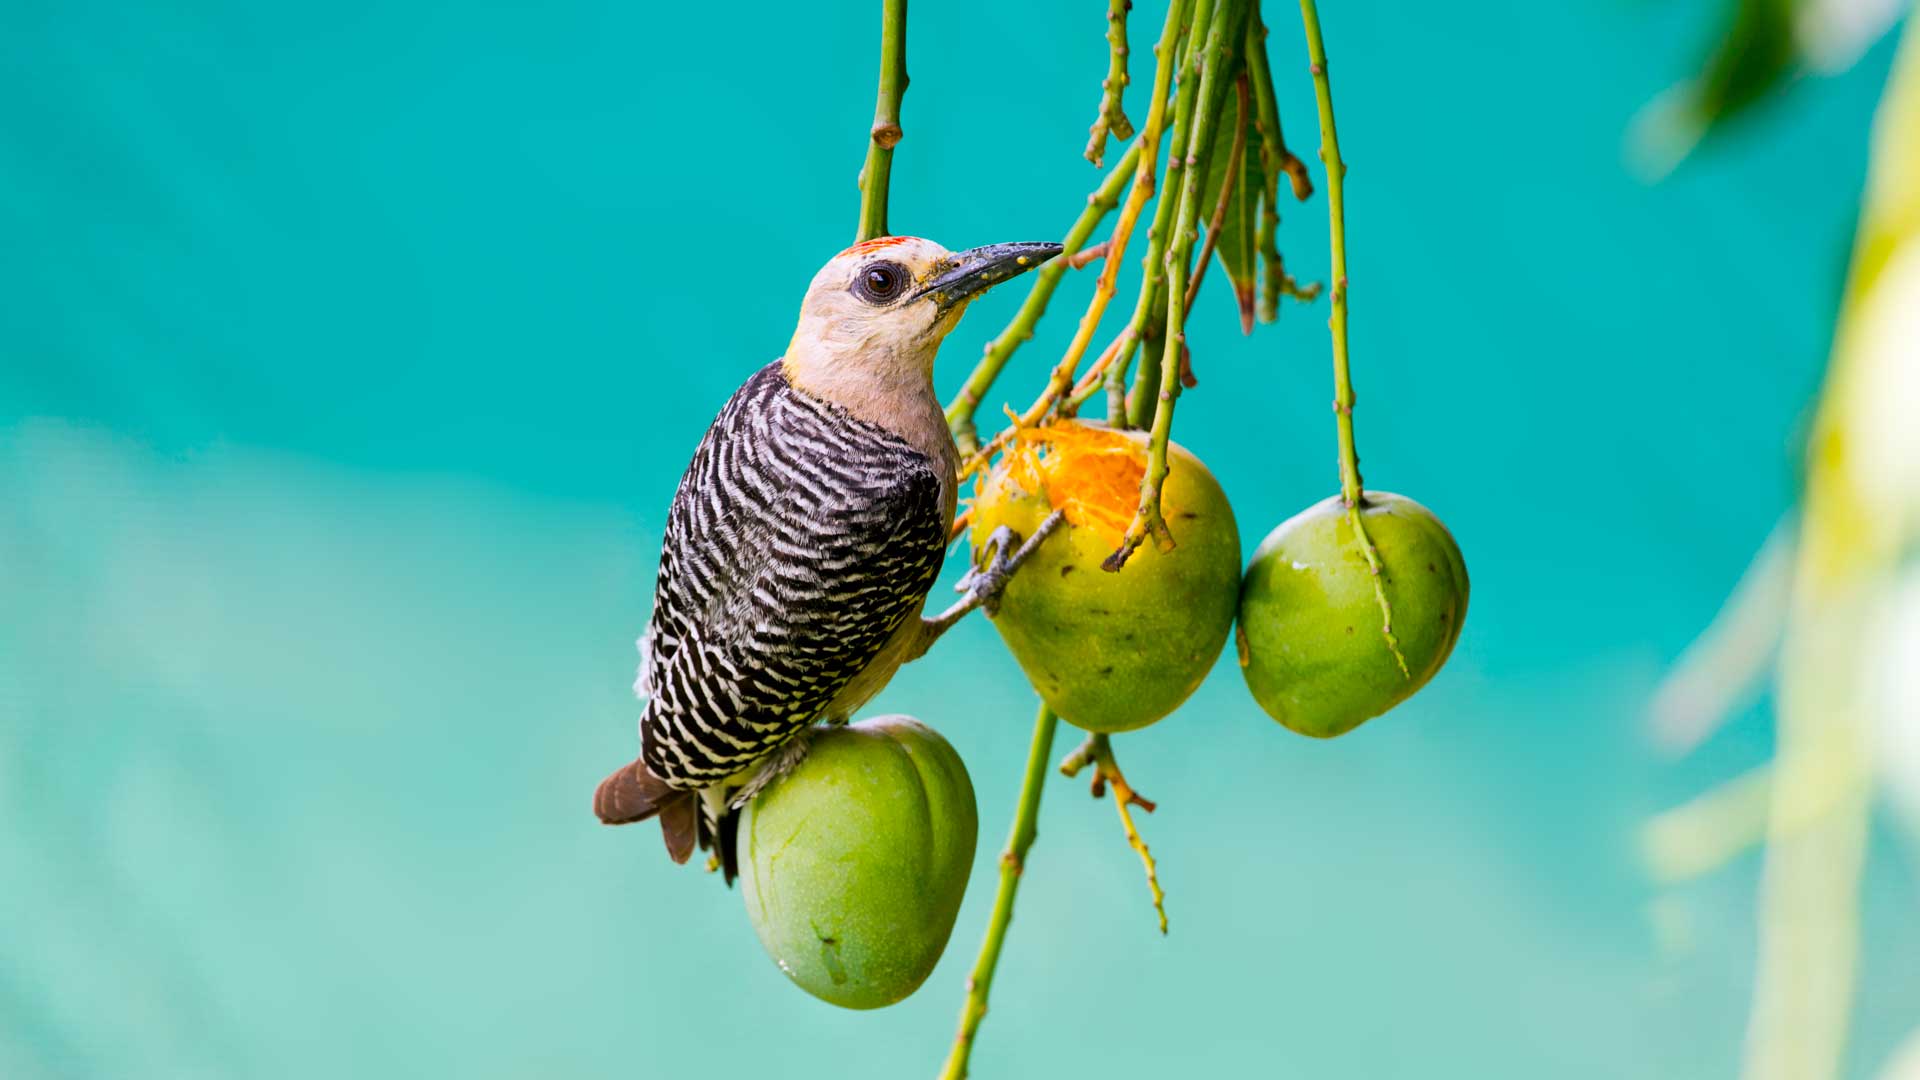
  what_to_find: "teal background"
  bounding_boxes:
[2,2,1912,1077]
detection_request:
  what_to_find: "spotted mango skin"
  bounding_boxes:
[972,428,1241,734]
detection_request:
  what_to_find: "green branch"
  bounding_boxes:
[937,703,1060,1080]
[1109,2,1217,431]
[1246,7,1318,320]
[998,0,1193,443]
[1114,0,1247,431]
[952,0,1192,463]
[1106,0,1246,572]
[1184,76,1249,316]
[1060,734,1168,933]
[1102,323,1145,424]
[1299,0,1407,676]
[1085,0,1137,166]
[1298,0,1358,506]
[856,0,909,242]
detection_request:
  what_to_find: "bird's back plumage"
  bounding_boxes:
[638,360,950,788]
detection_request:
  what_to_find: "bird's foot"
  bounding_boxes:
[731,727,816,808]
[956,509,1068,617]
[914,510,1067,657]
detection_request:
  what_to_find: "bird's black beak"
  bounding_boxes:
[914,242,1064,311]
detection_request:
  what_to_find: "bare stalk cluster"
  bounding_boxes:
[916,2,1334,1076]
[946,0,1315,576]
[845,2,1359,1074]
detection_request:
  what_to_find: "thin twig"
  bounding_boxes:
[1247,8,1313,204]
[1058,733,1100,778]
[945,139,1142,454]
[1084,0,1137,167]
[1025,0,1195,458]
[953,0,1190,468]
[855,0,909,242]
[1091,736,1167,935]
[1065,327,1135,415]
[1105,0,1245,572]
[983,0,1236,457]
[938,703,1059,1080]
[1066,239,1113,270]
[1246,8,1318,320]
[1106,213,1173,428]
[1104,324,1143,424]
[1105,0,1221,432]
[1058,331,1131,420]
[1299,0,1407,676]
[1184,75,1249,314]
[1059,734,1168,933]
[959,307,1136,478]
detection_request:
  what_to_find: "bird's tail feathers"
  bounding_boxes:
[594,756,675,825]
[657,790,698,865]
[592,756,725,871]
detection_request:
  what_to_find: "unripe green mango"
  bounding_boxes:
[1237,492,1469,738]
[972,422,1241,733]
[740,716,977,1010]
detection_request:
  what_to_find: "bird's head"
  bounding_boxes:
[783,236,1061,399]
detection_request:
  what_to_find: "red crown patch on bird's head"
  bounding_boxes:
[839,235,921,257]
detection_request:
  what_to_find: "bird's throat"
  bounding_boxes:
[781,350,959,516]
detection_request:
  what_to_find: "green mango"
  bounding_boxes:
[972,421,1242,733]
[1237,492,1469,738]
[740,716,976,1010]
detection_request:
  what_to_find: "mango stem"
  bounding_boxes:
[1061,734,1167,934]
[938,704,1059,1080]
[1298,0,1408,679]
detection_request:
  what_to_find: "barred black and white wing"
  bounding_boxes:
[637,361,949,787]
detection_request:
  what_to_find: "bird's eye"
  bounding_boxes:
[852,261,908,305]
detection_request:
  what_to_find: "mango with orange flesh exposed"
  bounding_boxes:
[971,421,1241,733]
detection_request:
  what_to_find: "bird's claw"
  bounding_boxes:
[958,525,1023,616]
[920,511,1067,649]
[962,511,1067,617]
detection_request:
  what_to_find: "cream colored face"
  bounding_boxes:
[781,237,1062,437]
[784,236,963,386]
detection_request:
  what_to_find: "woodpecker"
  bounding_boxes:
[593,236,1065,879]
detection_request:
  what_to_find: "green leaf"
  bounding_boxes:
[1634,0,1802,173]
[1198,83,1262,334]
[1693,0,1801,130]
